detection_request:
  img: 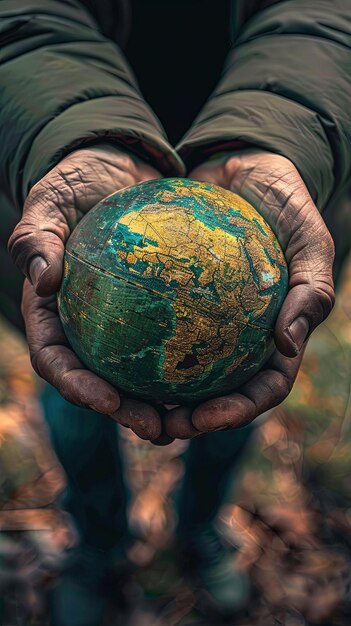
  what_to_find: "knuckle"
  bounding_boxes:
[9,224,66,272]
[314,284,336,318]
[31,345,53,378]
[261,370,292,404]
[8,232,41,274]
[33,346,66,388]
[278,371,294,397]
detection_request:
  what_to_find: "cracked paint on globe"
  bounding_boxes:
[58,178,288,404]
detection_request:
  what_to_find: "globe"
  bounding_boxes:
[58,178,288,404]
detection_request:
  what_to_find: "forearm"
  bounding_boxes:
[177,0,351,211]
[0,0,184,209]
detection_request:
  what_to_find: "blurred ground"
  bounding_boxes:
[1,257,351,625]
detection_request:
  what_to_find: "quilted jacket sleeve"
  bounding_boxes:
[0,0,184,210]
[177,0,351,210]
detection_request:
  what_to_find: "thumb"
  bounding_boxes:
[275,281,335,357]
[8,148,160,297]
[8,181,71,297]
[273,201,335,357]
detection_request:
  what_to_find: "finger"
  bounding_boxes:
[8,146,138,297]
[191,349,303,432]
[151,432,175,446]
[276,200,335,355]
[22,280,120,414]
[111,397,162,441]
[275,282,334,357]
[164,406,201,439]
[8,179,72,296]
[189,161,227,187]
[274,213,335,357]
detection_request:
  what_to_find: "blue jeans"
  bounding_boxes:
[41,384,253,549]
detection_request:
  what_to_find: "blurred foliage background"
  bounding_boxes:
[0,257,351,625]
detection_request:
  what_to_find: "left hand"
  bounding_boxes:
[164,150,335,439]
[9,145,164,443]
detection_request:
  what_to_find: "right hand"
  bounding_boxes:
[164,151,335,439]
[8,145,163,441]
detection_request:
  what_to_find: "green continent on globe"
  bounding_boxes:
[58,178,288,404]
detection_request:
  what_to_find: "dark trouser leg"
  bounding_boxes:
[176,426,255,615]
[177,425,253,533]
[40,384,129,550]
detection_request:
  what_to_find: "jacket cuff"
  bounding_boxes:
[176,90,334,210]
[23,96,185,197]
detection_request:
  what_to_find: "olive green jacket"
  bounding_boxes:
[0,0,350,214]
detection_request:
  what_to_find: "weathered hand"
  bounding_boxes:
[9,145,163,441]
[165,150,335,439]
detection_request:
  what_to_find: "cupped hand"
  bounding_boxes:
[9,145,163,441]
[164,150,335,439]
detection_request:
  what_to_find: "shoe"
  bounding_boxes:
[48,542,133,626]
[177,522,251,620]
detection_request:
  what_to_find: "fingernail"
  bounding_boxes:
[29,256,48,290]
[286,316,310,353]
